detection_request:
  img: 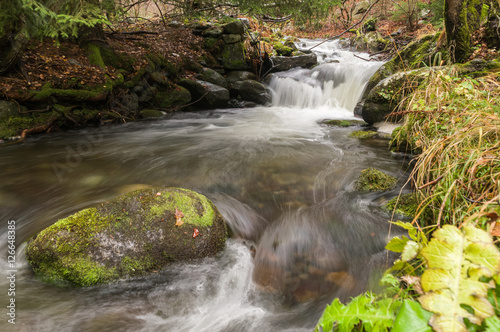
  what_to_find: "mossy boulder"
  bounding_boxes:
[361,68,431,125]
[221,42,248,70]
[360,33,445,102]
[156,84,191,110]
[270,53,317,72]
[223,20,245,35]
[353,31,389,52]
[229,79,272,105]
[139,109,165,118]
[355,168,397,191]
[25,188,228,286]
[323,119,367,127]
[225,71,257,84]
[197,67,228,88]
[177,79,229,109]
[385,193,418,218]
[348,130,379,139]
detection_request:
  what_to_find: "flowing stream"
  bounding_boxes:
[0,39,409,331]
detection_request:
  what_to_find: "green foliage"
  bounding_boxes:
[235,0,341,24]
[315,292,401,332]
[0,0,111,40]
[418,225,500,332]
[391,71,500,227]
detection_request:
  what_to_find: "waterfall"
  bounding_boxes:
[270,39,384,112]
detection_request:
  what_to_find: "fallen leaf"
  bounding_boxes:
[491,222,500,237]
[193,228,200,238]
[175,208,184,226]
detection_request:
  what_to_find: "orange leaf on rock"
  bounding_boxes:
[175,208,184,226]
[192,228,199,238]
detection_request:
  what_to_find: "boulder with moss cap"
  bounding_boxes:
[355,168,397,191]
[25,188,228,286]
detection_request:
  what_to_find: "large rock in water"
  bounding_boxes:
[229,80,272,105]
[270,53,317,72]
[178,79,230,109]
[25,188,228,286]
[361,68,431,124]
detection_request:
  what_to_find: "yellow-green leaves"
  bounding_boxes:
[314,293,400,332]
[418,225,500,332]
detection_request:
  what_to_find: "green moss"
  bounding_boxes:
[323,119,367,127]
[26,188,227,286]
[140,109,164,118]
[86,43,134,72]
[349,130,378,139]
[31,74,123,102]
[385,193,418,218]
[274,43,294,56]
[355,168,398,191]
[156,85,191,109]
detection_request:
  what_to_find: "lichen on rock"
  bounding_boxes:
[25,188,228,287]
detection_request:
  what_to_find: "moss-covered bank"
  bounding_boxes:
[25,188,228,286]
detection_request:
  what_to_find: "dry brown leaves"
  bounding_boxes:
[0,20,206,98]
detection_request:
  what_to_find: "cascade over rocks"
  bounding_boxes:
[25,188,228,286]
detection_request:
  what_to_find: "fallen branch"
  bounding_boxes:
[20,116,58,141]
[418,175,444,190]
[261,14,293,23]
[308,0,382,51]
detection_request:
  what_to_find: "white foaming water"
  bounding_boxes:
[137,240,271,332]
[270,39,383,113]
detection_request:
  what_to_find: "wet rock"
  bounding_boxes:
[229,80,271,105]
[223,20,245,35]
[178,79,229,109]
[269,53,317,72]
[25,188,228,286]
[202,27,223,38]
[196,67,228,88]
[222,34,242,44]
[355,168,397,191]
[156,84,191,109]
[221,42,248,70]
[228,99,257,108]
[361,68,430,124]
[225,71,257,84]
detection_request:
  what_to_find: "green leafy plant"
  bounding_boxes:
[314,291,401,332]
[417,225,500,331]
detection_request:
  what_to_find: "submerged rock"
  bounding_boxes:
[355,168,397,191]
[26,188,228,286]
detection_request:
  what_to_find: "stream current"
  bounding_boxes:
[0,39,409,331]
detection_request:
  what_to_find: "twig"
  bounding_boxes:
[158,90,211,111]
[261,14,293,23]
[418,175,444,190]
[308,0,382,51]
[353,54,370,61]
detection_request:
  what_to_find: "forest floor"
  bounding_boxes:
[0,16,441,100]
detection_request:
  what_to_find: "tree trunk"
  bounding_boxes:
[445,0,485,62]
[0,27,28,74]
